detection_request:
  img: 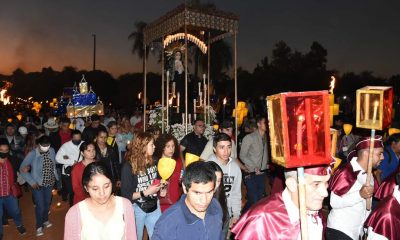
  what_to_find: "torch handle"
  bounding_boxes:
[297,167,308,240]
[366,129,376,210]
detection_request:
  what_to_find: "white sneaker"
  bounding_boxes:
[43,221,52,228]
[36,227,44,236]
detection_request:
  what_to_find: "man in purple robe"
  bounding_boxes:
[231,165,330,240]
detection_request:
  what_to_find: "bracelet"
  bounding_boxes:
[140,191,145,198]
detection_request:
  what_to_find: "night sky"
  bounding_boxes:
[1,1,399,78]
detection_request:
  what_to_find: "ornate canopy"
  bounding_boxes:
[143,4,239,45]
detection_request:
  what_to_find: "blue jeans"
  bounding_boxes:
[0,195,23,235]
[133,202,161,240]
[243,172,266,212]
[32,186,52,229]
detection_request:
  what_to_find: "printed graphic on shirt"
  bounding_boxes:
[223,174,235,198]
[136,165,158,193]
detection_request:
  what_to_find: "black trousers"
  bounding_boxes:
[61,174,74,207]
[326,227,353,240]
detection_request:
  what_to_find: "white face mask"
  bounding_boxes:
[39,145,50,152]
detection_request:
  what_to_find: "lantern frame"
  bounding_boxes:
[267,91,332,168]
[356,86,393,130]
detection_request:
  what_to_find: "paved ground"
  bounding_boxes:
[3,189,67,240]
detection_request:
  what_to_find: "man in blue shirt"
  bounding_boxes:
[377,133,400,183]
[152,161,223,240]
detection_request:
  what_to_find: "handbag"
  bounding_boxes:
[136,196,158,213]
[11,182,22,198]
[159,184,174,205]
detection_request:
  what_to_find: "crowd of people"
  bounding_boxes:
[0,106,400,240]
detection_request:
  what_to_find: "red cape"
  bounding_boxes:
[329,163,360,196]
[232,192,300,240]
[329,161,379,196]
[375,169,399,200]
[365,194,400,239]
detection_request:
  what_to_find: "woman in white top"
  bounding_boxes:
[64,162,137,240]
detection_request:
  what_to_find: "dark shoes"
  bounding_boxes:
[17,225,27,235]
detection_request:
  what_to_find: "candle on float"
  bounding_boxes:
[172,82,176,97]
[199,92,203,106]
[204,84,207,110]
[198,82,201,95]
[177,92,180,113]
[194,113,197,120]
[193,99,196,114]
[182,113,185,125]
[188,114,191,124]
[364,93,370,121]
[297,115,305,159]
[223,97,227,121]
[372,100,379,124]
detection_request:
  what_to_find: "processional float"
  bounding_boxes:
[142,4,239,138]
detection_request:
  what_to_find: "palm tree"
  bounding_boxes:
[128,21,148,60]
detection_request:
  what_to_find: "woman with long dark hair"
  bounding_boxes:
[154,133,183,212]
[71,141,96,205]
[121,132,162,240]
[64,162,136,240]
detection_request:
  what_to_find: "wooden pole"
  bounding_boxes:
[161,37,165,133]
[143,41,147,132]
[184,18,188,134]
[234,32,238,144]
[365,129,376,210]
[166,71,169,129]
[297,167,309,240]
[207,32,211,125]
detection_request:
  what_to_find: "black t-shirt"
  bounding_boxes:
[180,132,208,157]
[120,161,158,204]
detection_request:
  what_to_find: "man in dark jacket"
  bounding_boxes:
[82,114,107,143]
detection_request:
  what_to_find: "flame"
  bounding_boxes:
[298,115,305,122]
[329,76,335,94]
[0,89,10,105]
[168,97,173,105]
[138,92,141,100]
[223,97,227,105]
[374,101,379,107]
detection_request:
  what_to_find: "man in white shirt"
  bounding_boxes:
[130,109,142,127]
[200,120,237,161]
[327,136,384,240]
[55,130,83,206]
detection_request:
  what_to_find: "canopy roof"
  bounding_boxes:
[143,4,239,45]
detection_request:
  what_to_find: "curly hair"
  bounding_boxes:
[128,132,154,175]
[154,133,179,160]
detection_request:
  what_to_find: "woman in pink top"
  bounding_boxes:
[64,161,137,240]
[71,142,96,205]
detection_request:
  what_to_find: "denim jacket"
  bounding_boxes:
[20,147,59,186]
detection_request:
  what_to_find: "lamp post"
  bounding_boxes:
[92,34,96,71]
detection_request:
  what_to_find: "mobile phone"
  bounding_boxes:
[152,179,161,186]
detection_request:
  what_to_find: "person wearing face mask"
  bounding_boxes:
[0,138,27,239]
[19,135,59,237]
[55,130,83,206]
